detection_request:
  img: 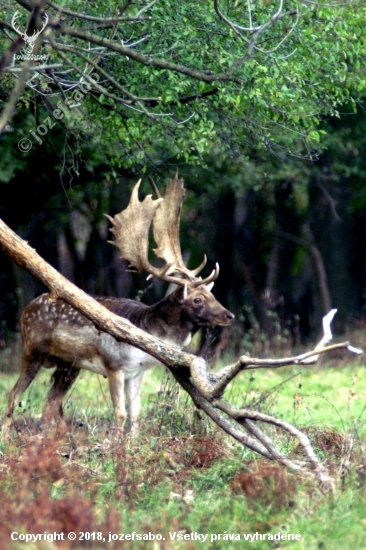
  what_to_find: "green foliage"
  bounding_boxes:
[1,1,365,173]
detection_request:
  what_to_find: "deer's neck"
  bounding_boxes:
[141,299,195,348]
[96,296,194,348]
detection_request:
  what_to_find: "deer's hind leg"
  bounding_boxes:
[2,350,44,443]
[43,359,80,424]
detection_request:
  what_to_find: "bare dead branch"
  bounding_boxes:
[214,0,285,33]
[56,24,243,84]
[0,216,361,486]
[53,42,162,104]
[304,223,332,314]
[47,38,177,121]
[47,38,142,108]
[213,0,299,60]
[47,1,151,23]
[316,177,342,221]
[4,63,63,73]
[189,305,360,401]
[0,219,194,368]
[170,370,273,458]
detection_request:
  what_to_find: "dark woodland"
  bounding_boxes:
[0,0,365,352]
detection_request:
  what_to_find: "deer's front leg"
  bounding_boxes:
[125,373,145,432]
[107,369,126,430]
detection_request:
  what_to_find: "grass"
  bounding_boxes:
[0,334,365,549]
[226,360,366,432]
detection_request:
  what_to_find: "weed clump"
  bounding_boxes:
[0,435,121,549]
[231,461,296,509]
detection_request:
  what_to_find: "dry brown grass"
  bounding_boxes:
[0,432,122,549]
[0,418,231,549]
[230,461,297,509]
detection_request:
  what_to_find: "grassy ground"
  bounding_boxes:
[0,334,365,549]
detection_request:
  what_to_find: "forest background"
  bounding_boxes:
[1,0,366,354]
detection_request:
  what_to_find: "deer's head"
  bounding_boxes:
[106,174,234,327]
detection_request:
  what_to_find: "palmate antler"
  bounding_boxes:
[107,173,219,287]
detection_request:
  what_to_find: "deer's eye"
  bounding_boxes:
[194,297,203,305]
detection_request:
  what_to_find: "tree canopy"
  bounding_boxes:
[1,0,365,173]
[1,0,366,343]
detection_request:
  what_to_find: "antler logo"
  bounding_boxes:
[12,11,48,56]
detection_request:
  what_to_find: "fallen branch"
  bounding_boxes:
[0,217,362,487]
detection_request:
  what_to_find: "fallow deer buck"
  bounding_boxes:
[2,175,234,441]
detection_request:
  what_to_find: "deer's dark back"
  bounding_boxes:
[2,174,234,442]
[2,285,234,442]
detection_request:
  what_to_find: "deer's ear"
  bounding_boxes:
[173,284,188,303]
[206,282,214,292]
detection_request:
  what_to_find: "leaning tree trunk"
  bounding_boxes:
[0,218,361,487]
